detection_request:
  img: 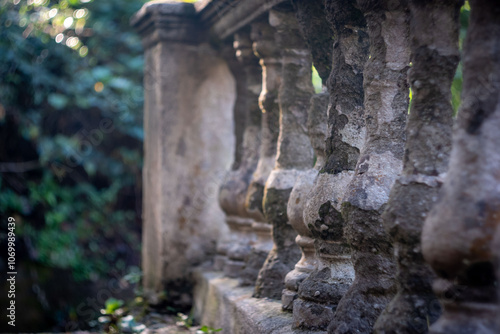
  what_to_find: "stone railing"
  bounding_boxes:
[132,0,500,333]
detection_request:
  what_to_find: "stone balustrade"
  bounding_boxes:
[133,0,500,332]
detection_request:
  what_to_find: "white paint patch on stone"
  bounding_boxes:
[266,168,301,190]
[303,171,355,227]
[347,151,403,211]
[338,120,366,151]
[335,104,366,151]
[287,169,319,236]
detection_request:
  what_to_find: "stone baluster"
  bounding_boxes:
[282,93,328,311]
[422,0,500,332]
[214,37,252,272]
[281,0,334,313]
[217,29,263,278]
[253,5,315,299]
[374,0,461,332]
[239,17,281,286]
[292,0,368,329]
[328,1,410,332]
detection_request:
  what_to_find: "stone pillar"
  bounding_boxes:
[422,0,500,332]
[329,1,410,332]
[292,0,367,329]
[374,0,461,332]
[132,1,235,305]
[239,17,281,286]
[282,93,328,311]
[217,29,262,278]
[253,6,315,299]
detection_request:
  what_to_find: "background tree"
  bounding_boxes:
[0,0,146,331]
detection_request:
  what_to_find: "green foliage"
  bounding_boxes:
[98,298,146,333]
[312,66,322,93]
[0,0,146,286]
[451,3,470,114]
[197,325,223,334]
[104,298,125,315]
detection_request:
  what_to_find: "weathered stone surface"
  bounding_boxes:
[422,0,500,332]
[291,0,333,83]
[374,0,461,332]
[193,270,327,334]
[297,172,355,327]
[133,1,234,305]
[131,1,202,49]
[254,6,315,299]
[214,40,250,272]
[282,93,329,311]
[239,17,281,286]
[216,30,263,278]
[329,1,410,332]
[240,222,274,286]
[293,0,367,329]
[197,0,288,40]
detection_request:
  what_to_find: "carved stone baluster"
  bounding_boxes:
[217,30,263,278]
[281,0,334,313]
[328,1,410,332]
[293,0,368,329]
[239,17,281,286]
[374,0,461,332]
[282,93,328,311]
[214,38,252,272]
[422,0,500,332]
[253,5,315,299]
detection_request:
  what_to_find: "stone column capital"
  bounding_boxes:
[131,1,204,49]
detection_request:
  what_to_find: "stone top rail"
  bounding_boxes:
[131,0,288,48]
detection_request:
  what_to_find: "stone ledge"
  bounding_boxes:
[193,270,326,334]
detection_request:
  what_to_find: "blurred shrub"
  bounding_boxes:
[0,0,146,283]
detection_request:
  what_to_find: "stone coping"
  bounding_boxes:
[131,0,288,46]
[193,270,326,334]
